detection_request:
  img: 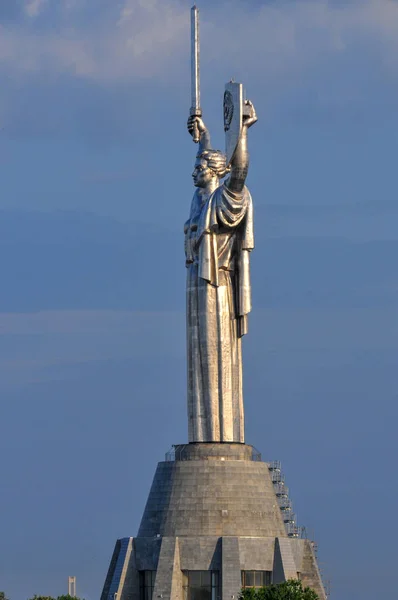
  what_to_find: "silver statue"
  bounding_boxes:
[185,6,257,443]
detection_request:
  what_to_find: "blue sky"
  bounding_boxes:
[0,1,397,599]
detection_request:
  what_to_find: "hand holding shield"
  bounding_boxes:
[242,100,258,129]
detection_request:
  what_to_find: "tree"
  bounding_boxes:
[0,592,9,600]
[240,579,320,600]
[28,596,84,600]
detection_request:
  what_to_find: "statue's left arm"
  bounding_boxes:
[225,101,257,195]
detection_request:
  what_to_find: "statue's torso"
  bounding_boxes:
[185,189,239,272]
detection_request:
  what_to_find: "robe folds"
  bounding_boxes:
[184,183,254,443]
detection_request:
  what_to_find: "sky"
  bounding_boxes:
[0,0,397,598]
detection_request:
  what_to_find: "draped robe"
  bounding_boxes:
[184,183,254,442]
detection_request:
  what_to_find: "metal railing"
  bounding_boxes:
[165,444,262,462]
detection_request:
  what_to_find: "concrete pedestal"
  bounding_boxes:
[101,444,326,600]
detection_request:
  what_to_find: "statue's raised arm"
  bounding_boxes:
[187,98,258,194]
[187,114,211,153]
[225,99,257,194]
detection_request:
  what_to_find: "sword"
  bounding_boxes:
[190,5,202,143]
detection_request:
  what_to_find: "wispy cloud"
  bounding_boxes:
[0,0,188,81]
[1,0,398,138]
[1,0,398,82]
[24,0,48,19]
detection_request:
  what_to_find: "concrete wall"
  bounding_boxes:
[138,446,286,539]
[101,445,326,600]
[101,535,326,600]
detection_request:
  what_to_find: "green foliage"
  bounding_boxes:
[0,592,9,600]
[28,596,84,600]
[239,579,319,600]
[240,588,258,600]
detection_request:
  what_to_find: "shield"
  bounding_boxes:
[224,81,244,166]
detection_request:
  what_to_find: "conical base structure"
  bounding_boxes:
[101,444,326,600]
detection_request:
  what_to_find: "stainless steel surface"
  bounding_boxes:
[191,5,200,111]
[185,76,257,442]
[190,5,201,143]
[224,81,243,166]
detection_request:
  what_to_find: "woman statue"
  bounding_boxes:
[185,101,257,443]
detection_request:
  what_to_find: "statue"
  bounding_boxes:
[185,6,257,443]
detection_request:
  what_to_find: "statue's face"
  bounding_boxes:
[192,159,214,188]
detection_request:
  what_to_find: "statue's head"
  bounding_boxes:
[192,149,229,188]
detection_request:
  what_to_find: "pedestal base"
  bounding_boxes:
[101,444,326,600]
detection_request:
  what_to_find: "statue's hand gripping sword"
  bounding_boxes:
[190,5,201,143]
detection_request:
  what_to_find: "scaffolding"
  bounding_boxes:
[268,461,330,597]
[268,461,305,538]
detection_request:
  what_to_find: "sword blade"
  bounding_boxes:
[191,5,200,112]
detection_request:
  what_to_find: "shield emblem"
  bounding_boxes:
[224,81,244,166]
